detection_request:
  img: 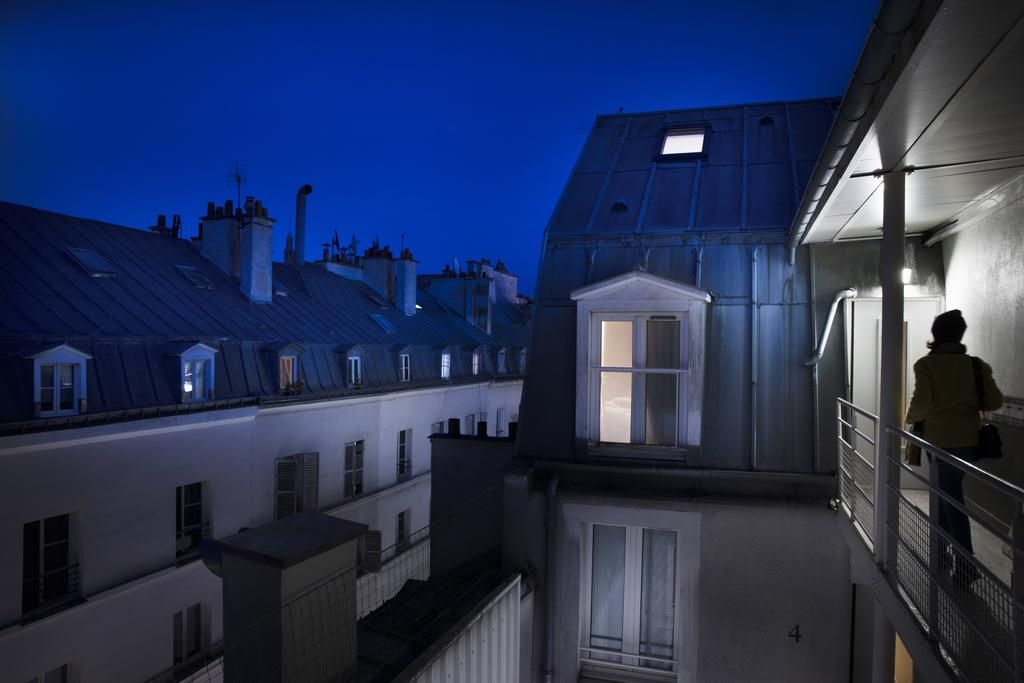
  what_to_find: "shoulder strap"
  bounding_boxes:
[971,356,985,405]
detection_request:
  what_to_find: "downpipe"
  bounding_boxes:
[750,247,759,470]
[542,475,560,683]
[805,287,858,366]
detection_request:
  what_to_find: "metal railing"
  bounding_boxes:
[20,563,81,624]
[837,398,879,548]
[578,646,677,679]
[837,396,1024,683]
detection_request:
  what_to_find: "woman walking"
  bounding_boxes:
[906,309,1002,586]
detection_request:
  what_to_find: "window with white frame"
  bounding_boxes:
[399,353,411,382]
[274,453,319,519]
[582,524,678,677]
[496,407,506,436]
[31,344,89,417]
[180,344,216,403]
[497,348,507,374]
[472,351,480,376]
[173,603,203,666]
[397,428,411,481]
[572,272,709,452]
[344,440,364,498]
[440,352,451,379]
[465,413,475,436]
[22,513,75,615]
[279,355,297,390]
[347,354,362,387]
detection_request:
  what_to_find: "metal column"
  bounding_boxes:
[871,169,905,683]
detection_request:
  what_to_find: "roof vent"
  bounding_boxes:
[66,247,117,278]
[610,199,629,214]
[759,116,774,126]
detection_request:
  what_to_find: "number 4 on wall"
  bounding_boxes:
[788,625,802,643]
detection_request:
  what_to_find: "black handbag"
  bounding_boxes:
[972,357,1003,460]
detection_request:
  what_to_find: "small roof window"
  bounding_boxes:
[660,129,705,156]
[66,247,117,278]
[176,265,214,289]
[370,313,397,333]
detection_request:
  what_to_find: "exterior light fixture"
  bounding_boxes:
[901,268,912,285]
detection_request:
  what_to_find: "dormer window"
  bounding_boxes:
[29,344,91,417]
[179,344,216,403]
[348,355,362,388]
[472,351,481,376]
[440,352,451,380]
[572,272,709,453]
[399,353,411,383]
[279,355,297,390]
[497,348,507,374]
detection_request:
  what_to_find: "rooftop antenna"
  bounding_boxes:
[228,162,246,208]
[400,232,406,252]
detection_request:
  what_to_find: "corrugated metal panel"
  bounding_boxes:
[642,166,696,230]
[410,575,520,683]
[549,172,605,234]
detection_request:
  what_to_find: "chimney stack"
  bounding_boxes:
[199,198,275,303]
[394,248,417,316]
[362,241,394,302]
[294,184,313,266]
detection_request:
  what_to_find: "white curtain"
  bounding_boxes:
[640,528,676,669]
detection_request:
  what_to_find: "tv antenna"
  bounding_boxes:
[228,162,247,208]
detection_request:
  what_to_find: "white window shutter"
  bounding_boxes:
[300,452,319,513]
[362,530,382,573]
[275,457,298,519]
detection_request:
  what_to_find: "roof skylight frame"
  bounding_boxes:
[175,264,215,289]
[65,247,118,278]
[657,127,707,159]
[370,313,397,334]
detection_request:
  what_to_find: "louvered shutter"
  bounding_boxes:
[275,457,298,519]
[300,452,319,512]
[361,530,382,573]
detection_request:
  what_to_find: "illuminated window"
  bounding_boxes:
[348,355,362,388]
[441,352,451,379]
[344,440,364,498]
[399,353,411,382]
[180,344,216,403]
[660,129,704,156]
[279,355,297,390]
[472,351,481,376]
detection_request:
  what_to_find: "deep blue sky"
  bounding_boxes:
[1,1,877,295]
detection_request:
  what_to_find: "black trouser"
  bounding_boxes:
[937,447,976,556]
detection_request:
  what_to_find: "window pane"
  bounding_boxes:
[661,130,704,155]
[40,365,54,389]
[187,604,201,656]
[640,529,677,669]
[194,360,206,399]
[600,321,632,367]
[280,356,294,387]
[590,525,626,657]
[173,610,184,663]
[58,365,74,410]
[183,360,194,399]
[599,372,632,443]
[645,374,677,446]
[184,482,202,505]
[44,514,69,543]
[646,320,680,369]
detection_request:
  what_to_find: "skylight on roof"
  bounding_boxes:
[175,265,215,289]
[370,313,397,333]
[660,129,705,155]
[66,247,117,278]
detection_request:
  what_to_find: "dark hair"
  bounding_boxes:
[928,309,966,348]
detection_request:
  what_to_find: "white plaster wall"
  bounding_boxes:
[0,380,523,682]
[943,179,1024,397]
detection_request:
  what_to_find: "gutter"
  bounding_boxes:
[785,0,930,258]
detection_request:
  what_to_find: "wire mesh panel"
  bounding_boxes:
[837,398,877,545]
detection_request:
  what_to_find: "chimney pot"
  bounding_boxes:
[207,201,215,217]
[225,199,233,215]
[157,214,167,228]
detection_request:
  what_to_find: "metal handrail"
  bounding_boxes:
[837,397,880,422]
[886,426,1024,503]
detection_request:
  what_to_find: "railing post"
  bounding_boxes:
[927,449,940,641]
[1013,502,1024,679]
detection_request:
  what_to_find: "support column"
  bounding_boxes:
[872,169,905,683]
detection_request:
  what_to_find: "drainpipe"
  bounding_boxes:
[750,247,759,470]
[542,475,560,683]
[804,287,858,366]
[294,184,313,266]
[695,245,704,289]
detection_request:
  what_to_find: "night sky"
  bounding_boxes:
[1,1,877,295]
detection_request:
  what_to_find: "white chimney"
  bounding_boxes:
[394,248,417,315]
[238,198,275,303]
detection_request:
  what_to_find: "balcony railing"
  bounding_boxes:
[836,398,1024,683]
[20,563,81,624]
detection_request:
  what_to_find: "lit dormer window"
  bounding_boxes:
[472,351,481,376]
[440,352,451,380]
[571,272,709,452]
[179,344,217,403]
[29,344,91,417]
[399,353,411,382]
[348,354,362,388]
[280,355,297,389]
